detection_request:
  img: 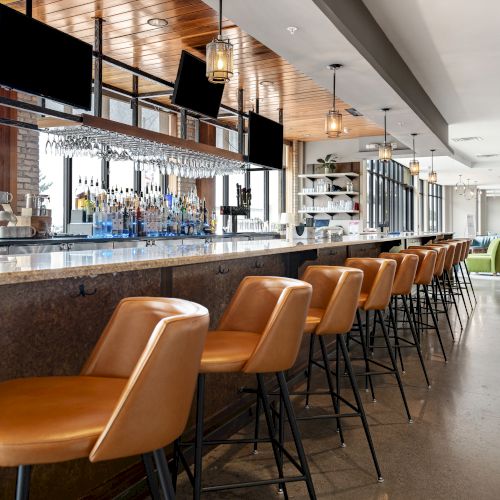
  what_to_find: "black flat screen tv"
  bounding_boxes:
[0,5,93,110]
[248,111,284,169]
[171,50,224,119]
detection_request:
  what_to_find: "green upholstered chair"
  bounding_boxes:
[466,238,500,274]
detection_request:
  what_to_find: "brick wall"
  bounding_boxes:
[16,94,39,213]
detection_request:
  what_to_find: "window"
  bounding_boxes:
[108,160,135,191]
[366,160,414,232]
[428,183,443,232]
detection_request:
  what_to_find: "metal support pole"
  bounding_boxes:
[93,17,104,118]
[132,75,141,193]
[279,108,286,214]
[26,0,32,17]
[63,157,72,233]
[180,108,187,140]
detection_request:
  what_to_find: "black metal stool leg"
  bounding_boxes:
[276,372,317,500]
[305,333,316,409]
[15,465,31,500]
[454,265,471,317]
[436,277,457,339]
[389,302,405,372]
[356,310,376,401]
[402,295,431,388]
[153,449,176,500]
[193,374,205,500]
[376,310,412,422]
[445,270,463,326]
[337,336,383,482]
[459,262,474,310]
[257,373,289,499]
[463,261,477,302]
[318,335,345,446]
[423,286,447,362]
[142,452,161,500]
[253,393,261,453]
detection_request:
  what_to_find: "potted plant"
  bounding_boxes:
[317,154,337,174]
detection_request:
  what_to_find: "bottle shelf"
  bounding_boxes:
[298,210,360,215]
[298,191,359,197]
[298,172,359,180]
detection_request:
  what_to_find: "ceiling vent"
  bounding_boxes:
[476,153,500,158]
[451,136,483,142]
[345,107,363,117]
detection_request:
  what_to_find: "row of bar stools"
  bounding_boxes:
[299,266,384,482]
[445,239,475,311]
[458,239,477,303]
[379,252,431,387]
[178,277,317,499]
[345,257,413,422]
[401,248,448,362]
[0,297,210,500]
[409,244,460,339]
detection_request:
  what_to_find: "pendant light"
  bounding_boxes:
[378,108,392,161]
[465,179,477,200]
[428,149,437,184]
[409,133,420,176]
[325,64,343,137]
[206,0,234,84]
[455,174,466,195]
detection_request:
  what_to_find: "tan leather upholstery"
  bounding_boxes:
[409,245,446,277]
[379,252,418,295]
[400,249,436,285]
[201,277,312,375]
[433,241,460,268]
[301,266,363,335]
[344,258,396,310]
[0,297,209,466]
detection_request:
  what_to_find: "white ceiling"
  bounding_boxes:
[202,0,452,153]
[202,0,500,186]
[363,0,500,171]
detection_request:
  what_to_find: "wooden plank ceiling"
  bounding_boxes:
[5,0,383,141]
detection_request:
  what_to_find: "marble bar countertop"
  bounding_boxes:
[0,233,441,286]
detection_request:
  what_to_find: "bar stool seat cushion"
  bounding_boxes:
[200,330,261,373]
[0,376,127,467]
[304,308,325,334]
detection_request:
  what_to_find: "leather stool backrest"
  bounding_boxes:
[431,242,455,271]
[379,252,418,295]
[400,249,437,285]
[302,266,363,335]
[344,258,396,311]
[84,297,209,462]
[410,245,446,277]
[217,277,312,374]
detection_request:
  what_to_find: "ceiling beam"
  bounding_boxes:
[313,0,452,154]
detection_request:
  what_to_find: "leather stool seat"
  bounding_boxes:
[304,308,325,334]
[200,330,261,372]
[0,376,127,467]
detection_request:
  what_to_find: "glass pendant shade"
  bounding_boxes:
[378,143,392,161]
[455,174,466,195]
[428,170,438,184]
[325,110,343,138]
[206,36,233,83]
[409,159,420,176]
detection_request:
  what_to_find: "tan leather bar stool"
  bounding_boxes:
[409,244,460,338]
[299,266,383,482]
[448,239,475,310]
[459,239,477,302]
[435,241,472,316]
[429,242,464,328]
[344,258,412,422]
[401,249,448,362]
[181,277,316,499]
[0,297,209,500]
[379,253,431,387]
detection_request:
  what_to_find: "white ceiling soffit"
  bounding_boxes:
[397,155,500,189]
[201,0,457,160]
[363,0,500,169]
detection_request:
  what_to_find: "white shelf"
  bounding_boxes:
[298,210,360,215]
[298,172,359,179]
[298,191,359,196]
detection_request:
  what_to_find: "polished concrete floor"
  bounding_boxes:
[175,276,500,499]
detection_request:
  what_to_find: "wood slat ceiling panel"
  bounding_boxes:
[3,0,383,140]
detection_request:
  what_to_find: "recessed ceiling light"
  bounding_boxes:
[259,80,274,88]
[286,26,298,35]
[476,153,500,158]
[147,18,168,27]
[451,136,483,142]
